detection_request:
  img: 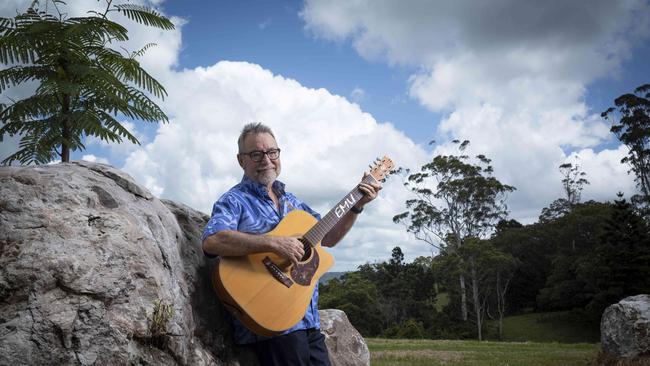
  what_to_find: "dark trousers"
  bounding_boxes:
[251,329,332,366]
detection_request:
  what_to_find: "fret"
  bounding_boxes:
[303,174,378,245]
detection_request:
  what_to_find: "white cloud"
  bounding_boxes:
[3,0,647,270]
[572,145,637,201]
[121,61,432,270]
[81,154,110,164]
[301,0,649,223]
[350,87,366,103]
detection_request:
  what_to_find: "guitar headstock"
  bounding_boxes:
[369,156,395,183]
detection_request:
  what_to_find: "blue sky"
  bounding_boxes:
[156,0,649,153]
[2,0,650,270]
[161,0,440,146]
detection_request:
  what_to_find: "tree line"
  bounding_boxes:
[321,180,650,341]
[321,84,650,340]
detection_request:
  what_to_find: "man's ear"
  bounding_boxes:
[237,154,244,168]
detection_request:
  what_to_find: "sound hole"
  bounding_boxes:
[299,238,312,262]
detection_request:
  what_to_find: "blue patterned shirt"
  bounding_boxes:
[202,175,322,345]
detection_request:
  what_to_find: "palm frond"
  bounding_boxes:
[66,16,129,43]
[2,116,60,165]
[95,109,139,144]
[114,4,174,30]
[130,42,156,59]
[0,17,16,34]
[0,94,61,130]
[0,65,52,92]
[0,35,40,64]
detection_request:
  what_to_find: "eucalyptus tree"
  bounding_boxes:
[539,162,589,223]
[602,83,650,217]
[0,0,174,164]
[457,238,516,341]
[560,162,589,208]
[394,140,515,322]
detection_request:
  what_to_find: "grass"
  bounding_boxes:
[367,338,600,366]
[486,311,600,343]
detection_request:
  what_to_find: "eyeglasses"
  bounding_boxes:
[240,148,281,162]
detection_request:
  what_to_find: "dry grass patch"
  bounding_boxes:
[367,338,600,366]
[372,349,463,363]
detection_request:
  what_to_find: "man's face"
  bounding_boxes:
[238,132,281,187]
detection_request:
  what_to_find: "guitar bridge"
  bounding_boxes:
[263,256,294,288]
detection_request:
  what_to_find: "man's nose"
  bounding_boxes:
[261,153,272,163]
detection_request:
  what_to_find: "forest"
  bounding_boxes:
[321,84,650,341]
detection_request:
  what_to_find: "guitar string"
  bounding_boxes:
[302,173,380,247]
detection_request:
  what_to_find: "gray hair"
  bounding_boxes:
[237,122,276,152]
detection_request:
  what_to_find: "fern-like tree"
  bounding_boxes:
[0,0,174,165]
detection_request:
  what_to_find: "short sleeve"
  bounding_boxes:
[286,193,321,221]
[201,193,243,255]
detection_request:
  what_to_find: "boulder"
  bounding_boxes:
[320,309,370,366]
[0,161,238,365]
[601,294,650,359]
[0,162,368,365]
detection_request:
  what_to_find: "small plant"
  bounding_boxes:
[149,299,174,349]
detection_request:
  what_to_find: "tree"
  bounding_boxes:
[490,222,550,314]
[319,272,384,336]
[457,238,517,341]
[602,83,650,217]
[539,162,589,223]
[575,194,650,321]
[560,162,589,209]
[537,202,614,313]
[494,218,523,235]
[387,246,405,274]
[0,0,174,164]
[394,140,515,322]
[367,247,437,331]
[321,249,438,337]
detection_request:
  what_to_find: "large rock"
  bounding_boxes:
[0,162,367,365]
[601,294,650,359]
[0,161,237,365]
[320,309,370,366]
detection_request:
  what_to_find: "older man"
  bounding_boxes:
[202,122,380,366]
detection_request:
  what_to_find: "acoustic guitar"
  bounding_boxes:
[212,156,395,337]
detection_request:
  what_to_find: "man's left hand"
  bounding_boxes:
[356,172,382,208]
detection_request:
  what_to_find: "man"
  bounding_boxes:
[202,122,381,366]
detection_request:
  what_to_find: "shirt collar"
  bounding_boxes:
[240,175,286,197]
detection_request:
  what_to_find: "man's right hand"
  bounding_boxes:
[270,236,305,265]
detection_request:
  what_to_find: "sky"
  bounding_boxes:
[1,0,650,271]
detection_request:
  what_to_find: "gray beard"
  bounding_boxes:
[257,170,278,187]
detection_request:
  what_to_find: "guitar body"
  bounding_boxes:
[212,209,334,337]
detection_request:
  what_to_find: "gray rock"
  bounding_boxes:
[0,162,241,365]
[0,162,367,366]
[601,294,650,359]
[320,309,370,366]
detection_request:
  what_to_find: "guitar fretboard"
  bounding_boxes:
[302,174,377,246]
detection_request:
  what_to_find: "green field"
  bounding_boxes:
[367,338,599,366]
[485,311,600,343]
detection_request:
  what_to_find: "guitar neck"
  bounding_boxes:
[302,174,377,246]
